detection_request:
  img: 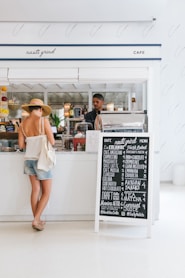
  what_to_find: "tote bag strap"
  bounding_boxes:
[39,117,45,135]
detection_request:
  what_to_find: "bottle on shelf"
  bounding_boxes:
[82,104,88,115]
[69,104,74,118]
[131,92,137,111]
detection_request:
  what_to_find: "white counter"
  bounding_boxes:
[0,152,97,221]
[0,150,160,222]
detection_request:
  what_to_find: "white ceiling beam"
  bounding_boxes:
[38,83,48,90]
[22,83,33,90]
[56,84,63,90]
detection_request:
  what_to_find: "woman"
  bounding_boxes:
[18,98,55,231]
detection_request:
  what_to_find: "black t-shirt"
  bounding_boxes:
[84,109,98,129]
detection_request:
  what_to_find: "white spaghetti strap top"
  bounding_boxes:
[22,118,46,160]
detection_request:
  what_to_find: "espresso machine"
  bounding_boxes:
[100,111,148,133]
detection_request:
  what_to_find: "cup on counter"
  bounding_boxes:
[14,144,20,152]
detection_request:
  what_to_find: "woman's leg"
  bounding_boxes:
[29,175,41,217]
[33,179,52,225]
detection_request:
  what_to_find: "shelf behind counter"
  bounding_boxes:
[0,132,18,139]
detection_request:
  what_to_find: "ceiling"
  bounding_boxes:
[7,82,143,107]
[8,82,137,93]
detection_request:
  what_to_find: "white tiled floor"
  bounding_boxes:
[0,183,185,278]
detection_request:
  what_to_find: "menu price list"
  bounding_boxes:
[100,136,149,219]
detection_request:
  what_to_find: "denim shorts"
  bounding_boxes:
[24,160,53,180]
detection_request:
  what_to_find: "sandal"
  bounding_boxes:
[32,222,44,231]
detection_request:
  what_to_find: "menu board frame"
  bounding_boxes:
[95,132,153,238]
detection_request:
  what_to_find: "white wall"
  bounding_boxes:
[0,0,184,181]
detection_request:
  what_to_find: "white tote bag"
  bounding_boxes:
[37,135,56,171]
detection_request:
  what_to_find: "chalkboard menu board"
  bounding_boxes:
[99,135,150,219]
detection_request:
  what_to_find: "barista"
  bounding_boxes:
[84,93,104,129]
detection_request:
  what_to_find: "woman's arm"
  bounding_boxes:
[44,118,55,146]
[18,124,26,149]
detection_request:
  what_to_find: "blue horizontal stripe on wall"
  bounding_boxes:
[0,58,162,61]
[0,44,162,47]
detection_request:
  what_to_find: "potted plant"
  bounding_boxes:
[50,113,63,130]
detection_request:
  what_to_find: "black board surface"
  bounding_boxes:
[100,136,149,219]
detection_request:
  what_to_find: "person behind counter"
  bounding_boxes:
[84,93,104,129]
[18,98,55,231]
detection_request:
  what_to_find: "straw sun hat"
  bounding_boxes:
[21,98,51,117]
